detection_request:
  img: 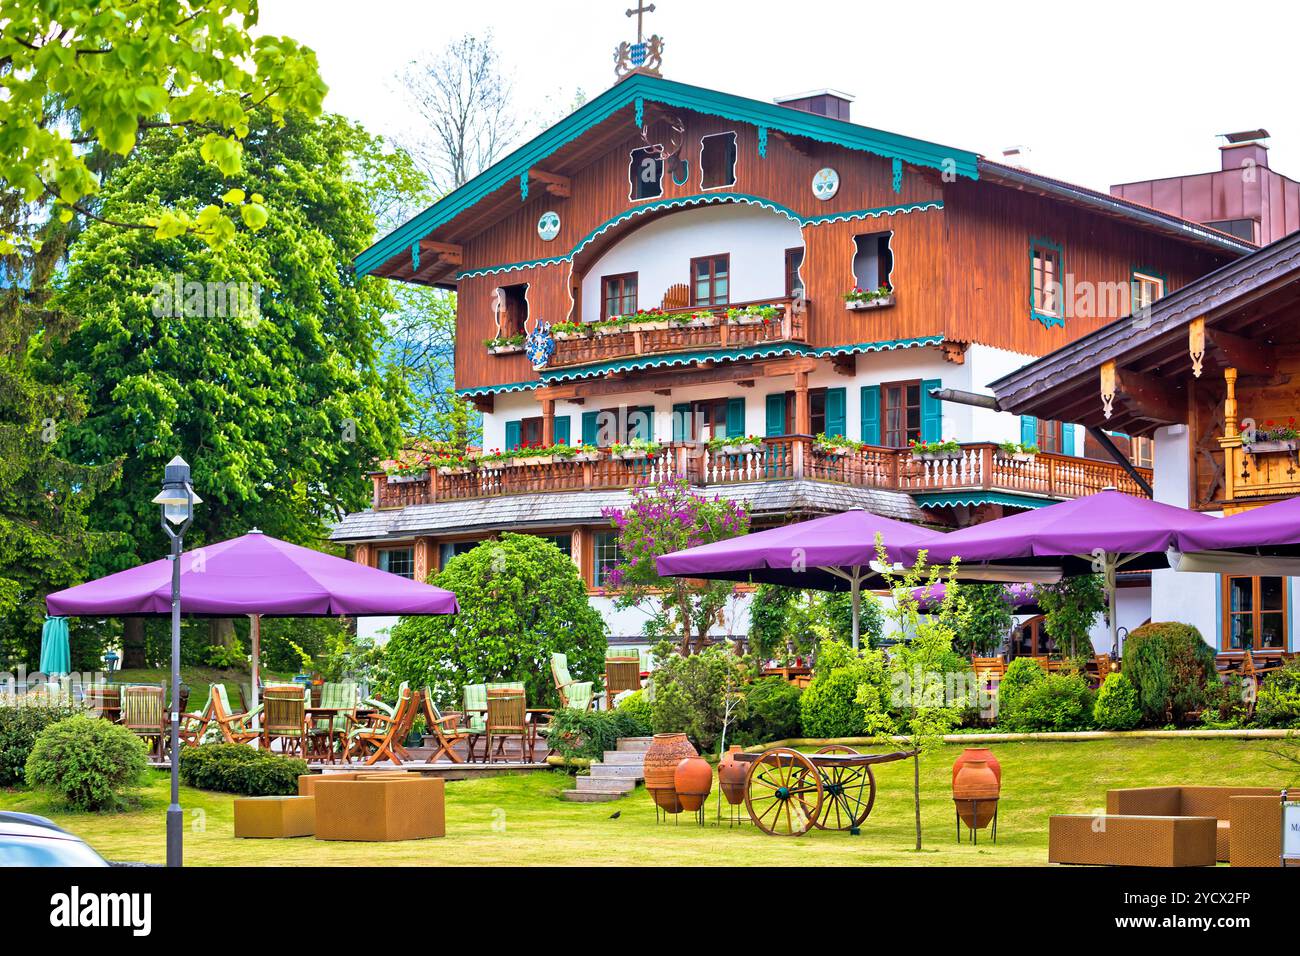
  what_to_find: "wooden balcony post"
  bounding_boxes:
[793,436,806,480]
[794,370,811,436]
[582,461,593,490]
[430,468,441,502]
[1224,367,1239,439]
[542,399,555,447]
[371,474,381,509]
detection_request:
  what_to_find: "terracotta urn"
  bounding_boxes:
[643,733,697,813]
[718,745,747,806]
[674,756,713,812]
[952,756,1000,830]
[952,748,1002,789]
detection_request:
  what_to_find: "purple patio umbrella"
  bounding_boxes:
[47,530,457,709]
[655,509,1057,650]
[897,489,1219,654]
[1167,496,1300,576]
[914,582,1042,616]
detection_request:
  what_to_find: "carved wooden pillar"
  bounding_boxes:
[794,370,811,435]
[354,543,372,568]
[1223,367,1239,439]
[413,538,432,583]
[542,398,555,446]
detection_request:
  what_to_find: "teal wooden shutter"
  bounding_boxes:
[581,411,600,447]
[1062,422,1076,456]
[630,405,656,442]
[860,386,881,445]
[1020,415,1038,447]
[920,379,943,443]
[765,393,786,437]
[554,416,571,447]
[504,419,522,450]
[824,387,846,438]
[726,397,746,437]
[672,403,692,443]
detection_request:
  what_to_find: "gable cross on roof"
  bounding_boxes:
[615,1,664,77]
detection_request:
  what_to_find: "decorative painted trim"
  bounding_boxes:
[520,172,529,202]
[634,97,645,129]
[456,380,541,398]
[454,196,944,280]
[671,158,691,186]
[355,73,978,277]
[891,157,903,193]
[536,335,944,383]
[758,126,769,158]
[914,491,1052,510]
[410,241,420,273]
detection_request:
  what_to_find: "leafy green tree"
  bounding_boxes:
[749,586,884,664]
[1038,574,1106,659]
[44,112,409,592]
[649,640,749,753]
[0,0,326,250]
[385,284,480,446]
[603,478,749,654]
[956,584,1015,656]
[384,535,606,707]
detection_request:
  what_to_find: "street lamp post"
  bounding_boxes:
[152,456,202,868]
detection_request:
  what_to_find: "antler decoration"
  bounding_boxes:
[640,113,687,181]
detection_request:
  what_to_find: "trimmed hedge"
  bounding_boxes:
[1124,623,1216,726]
[178,744,307,796]
[0,703,81,785]
[1000,673,1094,732]
[735,676,802,746]
[1092,672,1142,731]
[24,715,149,810]
[1255,658,1300,728]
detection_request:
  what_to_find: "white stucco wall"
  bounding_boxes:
[579,203,804,323]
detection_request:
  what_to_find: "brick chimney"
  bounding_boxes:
[774,89,854,122]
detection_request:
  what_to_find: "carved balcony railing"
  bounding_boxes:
[545,297,808,370]
[370,439,1151,510]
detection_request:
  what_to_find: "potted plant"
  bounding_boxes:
[572,444,603,462]
[1243,418,1300,455]
[594,316,628,336]
[813,433,865,457]
[621,308,671,332]
[551,321,589,341]
[485,334,525,354]
[431,453,474,476]
[725,304,780,326]
[910,438,963,462]
[610,438,662,460]
[707,434,763,455]
[385,459,431,483]
[842,285,896,311]
[478,449,509,471]
[996,441,1039,463]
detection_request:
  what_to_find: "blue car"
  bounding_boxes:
[0,812,110,866]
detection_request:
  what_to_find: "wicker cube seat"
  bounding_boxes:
[1229,795,1284,867]
[1049,814,1216,867]
[234,795,316,839]
[313,776,445,842]
[1107,786,1278,862]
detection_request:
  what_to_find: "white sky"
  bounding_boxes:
[258,0,1300,196]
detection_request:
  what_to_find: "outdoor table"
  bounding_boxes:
[305,707,353,764]
[731,745,918,836]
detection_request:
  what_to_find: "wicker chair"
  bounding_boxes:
[120,685,166,757]
[421,688,479,764]
[262,684,309,756]
[485,688,529,763]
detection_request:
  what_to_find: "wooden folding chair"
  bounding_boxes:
[345,684,413,766]
[485,688,529,763]
[211,684,262,745]
[604,655,642,704]
[421,688,479,764]
[261,684,309,756]
[551,652,598,711]
[178,684,215,747]
[120,685,166,758]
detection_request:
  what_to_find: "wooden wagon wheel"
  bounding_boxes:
[744,747,823,836]
[812,745,877,831]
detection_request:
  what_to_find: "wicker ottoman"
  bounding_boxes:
[1229,796,1282,867]
[1049,814,1216,867]
[314,777,445,842]
[234,796,316,839]
[298,772,361,796]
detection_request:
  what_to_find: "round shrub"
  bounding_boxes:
[1255,659,1300,728]
[996,657,1045,723]
[1092,672,1141,730]
[736,676,803,745]
[0,702,81,786]
[1000,673,1094,732]
[799,641,892,739]
[1124,622,1216,726]
[24,715,148,810]
[617,689,653,728]
[178,744,307,796]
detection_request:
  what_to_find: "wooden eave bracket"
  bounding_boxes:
[1206,327,1276,378]
[529,169,572,198]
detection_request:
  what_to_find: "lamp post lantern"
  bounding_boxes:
[151,455,201,868]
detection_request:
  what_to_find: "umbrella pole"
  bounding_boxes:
[249,614,261,731]
[851,568,862,651]
[1105,555,1119,658]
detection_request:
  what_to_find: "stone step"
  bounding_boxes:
[590,762,644,779]
[616,737,654,753]
[601,750,646,766]
[561,789,627,802]
[576,774,636,793]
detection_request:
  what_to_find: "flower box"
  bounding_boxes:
[574,451,602,462]
[912,451,963,463]
[480,460,507,471]
[552,330,588,341]
[845,295,896,311]
[996,451,1037,464]
[488,344,524,355]
[717,442,760,455]
[387,471,428,484]
[817,445,853,458]
[730,315,768,326]
[436,466,472,476]
[1244,439,1298,455]
[619,450,649,460]
[595,324,627,337]
[625,320,670,332]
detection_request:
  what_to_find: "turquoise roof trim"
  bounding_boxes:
[454,196,944,280]
[914,491,1052,510]
[457,380,540,398]
[537,336,944,384]
[356,73,978,277]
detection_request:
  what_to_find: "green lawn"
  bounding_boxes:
[1,738,1290,866]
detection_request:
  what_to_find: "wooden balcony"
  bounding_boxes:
[546,297,807,370]
[370,439,1151,510]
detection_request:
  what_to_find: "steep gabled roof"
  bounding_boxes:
[355,73,981,278]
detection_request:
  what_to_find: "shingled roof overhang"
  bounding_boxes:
[354,73,981,280]
[988,231,1300,434]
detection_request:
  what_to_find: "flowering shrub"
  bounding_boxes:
[484,333,525,348]
[601,478,749,654]
[1246,417,1299,444]
[909,438,962,455]
[725,304,779,322]
[706,434,763,452]
[813,433,868,454]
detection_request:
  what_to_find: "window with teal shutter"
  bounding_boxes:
[1062,423,1076,456]
[765,393,786,437]
[1020,415,1037,447]
[726,397,746,438]
[920,379,942,443]
[629,405,656,442]
[860,386,881,445]
[824,387,846,438]
[672,403,692,443]
[504,419,522,450]
[581,411,600,447]
[554,416,571,447]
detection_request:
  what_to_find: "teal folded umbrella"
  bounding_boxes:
[39,616,71,676]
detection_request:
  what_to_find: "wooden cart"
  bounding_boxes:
[733,745,917,836]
